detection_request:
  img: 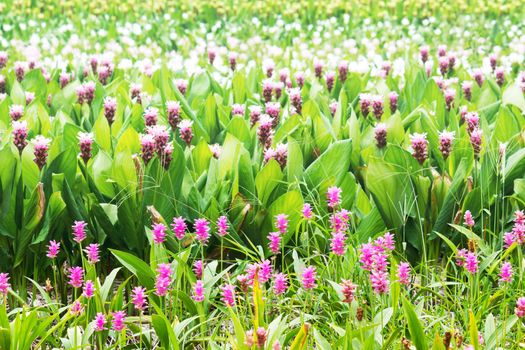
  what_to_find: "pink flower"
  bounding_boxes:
[374,123,387,148]
[259,260,273,283]
[516,297,525,318]
[178,119,193,146]
[249,105,262,126]
[302,203,313,220]
[370,270,389,294]
[464,210,475,227]
[85,243,100,264]
[175,79,188,95]
[194,218,210,245]
[265,102,280,124]
[313,59,323,79]
[330,232,347,256]
[32,136,51,169]
[0,273,10,295]
[326,71,335,92]
[78,132,93,163]
[152,223,167,244]
[232,103,245,117]
[0,51,7,68]
[143,107,158,127]
[470,129,483,157]
[410,133,428,165]
[341,279,357,303]
[140,134,156,165]
[83,280,95,298]
[14,61,26,82]
[166,100,181,129]
[94,313,107,331]
[46,240,60,259]
[289,88,302,114]
[155,263,173,296]
[9,104,24,121]
[171,217,187,240]
[465,252,478,274]
[462,81,473,101]
[295,71,305,88]
[68,266,84,288]
[256,327,267,348]
[103,97,117,125]
[217,216,228,237]
[257,114,274,148]
[207,47,217,64]
[389,92,398,113]
[245,329,255,347]
[439,56,449,75]
[193,260,203,279]
[371,95,383,119]
[72,221,88,243]
[503,232,515,249]
[515,210,525,226]
[221,284,236,307]
[456,249,468,267]
[301,266,316,290]
[330,210,350,233]
[192,280,205,302]
[147,125,170,152]
[327,186,342,209]
[473,69,484,87]
[465,112,479,133]
[397,262,411,286]
[130,83,142,102]
[209,143,222,159]
[489,53,498,71]
[273,273,288,295]
[268,231,281,254]
[229,52,237,71]
[262,79,273,102]
[495,67,505,86]
[419,45,429,62]
[112,311,126,331]
[12,120,28,153]
[338,61,348,83]
[275,214,288,235]
[359,243,375,271]
[131,286,147,310]
[499,262,513,284]
[70,300,84,315]
[438,130,454,159]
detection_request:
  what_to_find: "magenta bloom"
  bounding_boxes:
[140,134,156,165]
[0,273,10,295]
[193,260,203,279]
[462,81,473,101]
[470,129,483,157]
[473,69,484,87]
[397,262,411,286]
[192,280,205,302]
[268,231,281,255]
[221,284,236,307]
[256,327,267,348]
[72,221,87,243]
[143,107,158,127]
[70,300,84,315]
[265,102,280,125]
[444,88,456,110]
[249,105,262,126]
[0,51,7,68]
[155,263,173,296]
[131,286,147,311]
[166,100,181,129]
[103,97,117,125]
[295,71,305,88]
[464,210,475,228]
[516,297,525,318]
[503,231,515,249]
[171,216,187,240]
[94,313,107,331]
[419,45,429,62]
[313,59,323,79]
[327,186,342,209]
[78,132,93,163]
[12,120,28,153]
[112,311,126,332]
[302,203,313,220]
[370,270,389,294]
[9,104,24,121]
[85,243,100,264]
[178,119,193,146]
[207,47,217,64]
[152,223,167,244]
[194,218,210,245]
[275,214,288,235]
[257,114,274,148]
[68,266,84,288]
[374,123,387,148]
[330,232,347,256]
[229,52,237,71]
[371,95,383,119]
[499,262,513,284]
[273,273,288,295]
[359,94,371,117]
[83,280,95,298]
[301,266,317,290]
[175,79,188,95]
[232,103,245,117]
[465,252,478,274]
[410,133,428,165]
[46,240,60,259]
[259,260,273,283]
[389,91,398,114]
[147,125,170,152]
[515,210,525,226]
[289,88,302,114]
[495,67,505,87]
[262,79,273,102]
[338,61,348,83]
[341,279,357,303]
[465,112,479,133]
[326,71,335,92]
[217,216,228,237]
[438,130,454,159]
[32,135,51,169]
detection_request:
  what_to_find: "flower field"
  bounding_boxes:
[0,1,525,349]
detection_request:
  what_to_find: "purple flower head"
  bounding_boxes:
[438,130,454,159]
[470,129,483,158]
[464,210,475,227]
[473,69,484,87]
[78,132,93,163]
[83,280,95,298]
[389,91,398,113]
[207,47,217,65]
[232,103,245,117]
[462,81,473,101]
[302,203,313,220]
[499,262,513,284]
[72,220,88,243]
[338,61,348,83]
[112,311,126,332]
[419,45,429,63]
[12,120,28,153]
[85,243,100,264]
[155,263,173,296]
[516,297,525,318]
[410,133,428,165]
[397,262,411,286]
[295,71,305,88]
[313,59,323,79]
[103,97,117,125]
[194,218,210,245]
[289,88,302,114]
[192,280,205,302]
[330,231,347,256]
[439,56,449,75]
[359,93,371,117]
[301,266,317,290]
[221,284,236,307]
[178,119,193,146]
[46,240,60,259]
[9,104,24,121]
[171,216,187,240]
[152,223,167,244]
[229,52,237,71]
[94,313,107,331]
[465,252,478,274]
[268,231,281,254]
[327,186,342,209]
[166,100,181,129]
[325,71,335,92]
[444,88,455,110]
[131,286,148,310]
[175,79,188,95]
[0,273,10,295]
[140,134,156,165]
[70,300,84,315]
[33,135,51,169]
[143,107,158,127]
[275,214,288,235]
[273,273,288,295]
[68,266,84,288]
[495,67,505,87]
[257,114,274,148]
[249,105,262,126]
[370,270,389,294]
[374,123,387,148]
[341,279,357,303]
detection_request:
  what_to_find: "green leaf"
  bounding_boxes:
[255,159,283,207]
[402,297,428,350]
[110,249,155,290]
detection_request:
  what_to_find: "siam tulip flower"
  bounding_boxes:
[46,240,60,259]
[465,112,479,133]
[372,251,389,272]
[301,266,317,290]
[160,142,173,170]
[33,135,51,169]
[25,92,35,105]
[370,270,389,294]
[472,69,484,87]
[489,53,498,71]
[83,280,95,298]
[102,97,117,125]
[462,81,473,101]
[9,104,24,121]
[131,286,147,310]
[330,101,338,116]
[389,91,398,114]
[419,45,429,63]
[112,311,126,332]
[98,65,110,84]
[499,262,513,284]
[313,59,323,79]
[83,82,96,104]
[257,114,274,148]
[503,231,515,249]
[434,76,445,90]
[330,231,347,255]
[0,273,10,295]
[175,79,188,95]
[371,95,383,119]
[374,123,387,148]
[209,143,222,159]
[330,209,350,233]
[249,105,262,126]
[78,132,93,163]
[70,300,84,315]
[397,262,411,286]
[439,56,449,75]
[237,274,250,293]
[279,68,289,83]
[515,297,525,318]
[495,67,505,87]
[302,203,313,220]
[193,260,203,279]
[263,60,274,78]
[229,52,237,71]
[326,72,335,92]
[207,47,217,65]
[513,224,525,245]
[89,56,98,73]
[245,329,255,347]
[289,88,302,114]
[72,221,88,243]
[143,107,158,127]
[465,252,478,274]
[14,61,26,82]
[130,83,142,103]
[327,186,342,209]
[221,284,236,307]
[178,119,193,146]
[273,273,288,295]
[59,72,72,88]
[437,45,447,57]
[515,210,525,226]
[85,243,100,264]
[381,61,391,77]
[232,103,245,117]
[273,81,284,99]
[12,120,28,153]
[147,125,170,152]
[262,79,273,102]
[268,231,281,254]
[438,130,454,159]
[256,327,267,348]
[0,51,7,68]
[444,88,455,110]
[192,280,205,302]
[140,134,156,165]
[464,210,475,227]
[166,100,181,129]
[217,215,229,237]
[94,313,107,331]
[275,214,288,235]
[152,223,167,244]
[194,218,210,245]
[295,71,305,88]
[265,102,280,126]
[155,263,172,296]
[68,266,84,288]
[470,129,483,157]
[378,232,396,251]
[338,61,348,83]
[410,133,428,165]
[0,74,5,93]
[259,260,273,283]
[341,279,357,303]
[447,53,457,71]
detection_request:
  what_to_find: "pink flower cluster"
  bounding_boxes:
[358,232,395,294]
[503,210,525,248]
[155,263,173,296]
[456,249,478,274]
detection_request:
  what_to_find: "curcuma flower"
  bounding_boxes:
[397,262,411,286]
[464,210,475,227]
[499,262,513,284]
[155,263,173,297]
[70,300,84,315]
[330,232,347,255]
[273,273,288,295]
[341,279,357,303]
[112,311,126,332]
[0,273,10,295]
[46,240,60,259]
[68,266,84,288]
[32,136,51,169]
[327,186,342,209]
[94,313,107,331]
[268,231,281,254]
[152,223,167,244]
[374,123,387,148]
[143,107,158,127]
[194,218,210,245]
[78,132,93,163]
[217,215,229,237]
[192,280,205,302]
[12,120,28,153]
[470,129,483,157]
[516,297,525,318]
[9,104,24,121]
[178,119,193,146]
[103,97,117,125]
[131,286,148,311]
[193,260,204,279]
[302,203,313,220]
[83,280,95,298]
[221,284,236,307]
[171,216,187,240]
[72,221,87,243]
[438,130,454,159]
[301,266,317,290]
[410,133,428,165]
[85,243,100,264]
